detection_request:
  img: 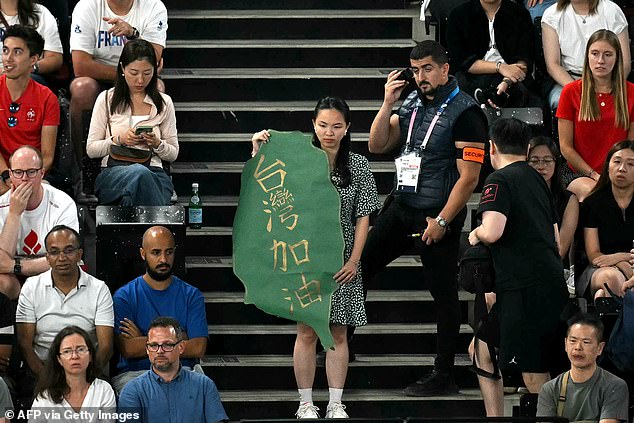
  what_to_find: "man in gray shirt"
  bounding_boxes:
[537,313,628,423]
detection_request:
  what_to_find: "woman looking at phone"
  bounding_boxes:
[251,97,381,419]
[86,39,178,206]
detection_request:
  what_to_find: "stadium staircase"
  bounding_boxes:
[158,0,510,418]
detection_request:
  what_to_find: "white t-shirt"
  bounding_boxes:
[70,0,168,67]
[31,378,116,423]
[0,184,79,256]
[16,268,114,361]
[483,18,504,64]
[542,0,628,74]
[0,3,63,70]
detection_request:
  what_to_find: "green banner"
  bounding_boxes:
[233,130,344,348]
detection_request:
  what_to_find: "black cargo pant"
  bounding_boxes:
[360,199,465,374]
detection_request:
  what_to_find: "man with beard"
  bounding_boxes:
[16,225,113,376]
[364,40,488,396]
[118,317,228,423]
[111,226,207,394]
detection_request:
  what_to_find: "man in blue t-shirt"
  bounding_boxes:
[119,316,228,423]
[111,225,207,394]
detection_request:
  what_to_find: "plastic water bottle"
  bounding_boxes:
[189,183,202,229]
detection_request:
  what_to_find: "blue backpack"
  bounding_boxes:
[605,289,634,372]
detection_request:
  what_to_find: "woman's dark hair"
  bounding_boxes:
[311,97,351,188]
[34,326,97,404]
[528,136,564,206]
[111,39,164,115]
[590,139,634,196]
[0,1,39,31]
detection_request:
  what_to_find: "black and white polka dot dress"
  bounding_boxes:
[329,152,381,327]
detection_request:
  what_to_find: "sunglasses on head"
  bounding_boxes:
[7,102,19,128]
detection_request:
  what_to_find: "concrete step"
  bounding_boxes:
[170,9,418,19]
[202,354,477,390]
[161,68,399,102]
[217,388,510,419]
[206,323,474,355]
[176,195,393,226]
[174,99,385,112]
[186,255,420,269]
[162,0,408,10]
[162,68,394,80]
[168,10,415,40]
[202,290,474,325]
[202,290,475,304]
[172,161,396,174]
[171,100,391,133]
[185,255,428,292]
[163,40,413,68]
[168,39,415,49]
[176,195,480,232]
[173,133,396,162]
[171,161,396,196]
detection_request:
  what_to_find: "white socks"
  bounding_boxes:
[328,387,343,406]
[298,388,313,404]
[298,387,344,405]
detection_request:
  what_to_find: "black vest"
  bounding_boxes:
[394,77,479,210]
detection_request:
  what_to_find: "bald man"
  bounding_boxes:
[0,146,78,300]
[0,146,78,379]
[111,225,208,394]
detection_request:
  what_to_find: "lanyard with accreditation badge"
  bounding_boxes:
[396,87,460,193]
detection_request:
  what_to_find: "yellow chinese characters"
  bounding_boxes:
[254,153,322,313]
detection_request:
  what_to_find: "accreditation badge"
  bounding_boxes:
[395,152,421,193]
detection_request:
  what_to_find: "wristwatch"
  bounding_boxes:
[128,27,140,40]
[13,257,21,275]
[435,215,448,229]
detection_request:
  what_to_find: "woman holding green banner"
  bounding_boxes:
[252,97,381,419]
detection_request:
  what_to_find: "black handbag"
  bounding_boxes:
[458,243,495,294]
[104,91,153,167]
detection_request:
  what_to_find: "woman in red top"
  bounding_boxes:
[557,29,634,201]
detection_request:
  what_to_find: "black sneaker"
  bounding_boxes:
[403,370,459,397]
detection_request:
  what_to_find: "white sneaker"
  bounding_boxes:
[325,402,349,418]
[295,402,319,419]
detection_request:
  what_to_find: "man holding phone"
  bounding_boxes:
[364,40,488,396]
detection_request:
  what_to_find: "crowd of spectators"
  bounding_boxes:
[0,0,632,420]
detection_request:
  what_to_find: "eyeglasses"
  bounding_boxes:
[146,341,181,352]
[47,246,79,257]
[10,168,41,178]
[59,346,90,358]
[528,157,556,166]
[7,102,19,128]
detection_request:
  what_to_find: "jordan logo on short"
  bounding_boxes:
[509,356,517,365]
[22,230,41,255]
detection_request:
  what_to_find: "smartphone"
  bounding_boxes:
[135,126,154,135]
[396,68,415,85]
